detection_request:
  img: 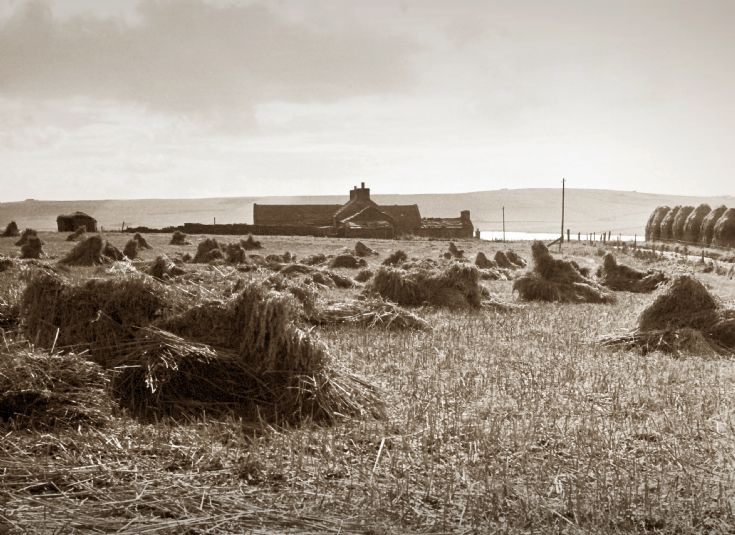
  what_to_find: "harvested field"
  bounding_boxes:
[513,241,615,303]
[597,253,667,293]
[3,231,735,534]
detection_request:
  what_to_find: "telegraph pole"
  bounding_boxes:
[560,178,566,252]
[502,206,506,243]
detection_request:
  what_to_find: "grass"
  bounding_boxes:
[1,232,735,533]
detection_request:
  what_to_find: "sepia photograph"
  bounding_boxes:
[1,0,734,533]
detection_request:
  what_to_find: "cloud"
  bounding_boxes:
[0,0,415,120]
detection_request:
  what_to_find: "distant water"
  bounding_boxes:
[481,231,639,242]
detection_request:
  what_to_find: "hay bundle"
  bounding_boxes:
[494,251,514,269]
[169,230,190,245]
[148,254,185,279]
[713,208,735,248]
[682,204,711,244]
[20,235,44,259]
[21,272,167,365]
[133,233,152,250]
[315,298,430,330]
[354,241,376,257]
[241,234,262,250]
[144,284,384,422]
[224,242,249,264]
[266,252,293,264]
[192,238,224,263]
[699,205,727,245]
[280,263,314,277]
[601,276,735,355]
[0,256,14,273]
[66,226,87,242]
[597,253,666,293]
[382,250,407,266]
[367,263,483,308]
[300,253,327,266]
[475,252,497,269]
[59,235,107,265]
[506,250,527,267]
[512,241,615,304]
[2,221,19,238]
[645,206,668,241]
[102,241,124,261]
[0,345,112,428]
[448,242,464,258]
[329,254,367,269]
[14,228,37,246]
[672,205,694,241]
[659,206,680,241]
[124,238,141,259]
[355,268,373,283]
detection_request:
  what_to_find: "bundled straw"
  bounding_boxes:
[367,263,483,308]
[683,204,711,243]
[2,221,20,238]
[448,242,464,259]
[66,226,87,242]
[300,253,327,266]
[494,251,514,269]
[505,251,527,268]
[329,254,367,269]
[147,254,185,279]
[241,234,262,250]
[20,235,44,259]
[354,268,373,283]
[169,230,190,245]
[672,206,695,242]
[192,238,224,263]
[601,276,735,355]
[597,253,666,293]
[59,235,108,266]
[102,241,124,261]
[475,252,496,269]
[645,206,670,242]
[700,205,728,245]
[0,344,112,428]
[713,208,735,248]
[133,233,152,249]
[659,206,680,241]
[124,239,141,259]
[21,271,167,365]
[315,297,431,330]
[224,242,249,264]
[142,283,384,422]
[512,241,615,304]
[382,250,407,266]
[15,229,37,247]
[354,241,376,257]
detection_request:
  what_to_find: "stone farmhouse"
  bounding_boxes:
[253,183,473,239]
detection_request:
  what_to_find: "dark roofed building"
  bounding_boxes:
[253,204,341,227]
[57,211,98,232]
[253,183,473,239]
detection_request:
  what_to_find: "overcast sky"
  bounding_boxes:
[0,0,733,201]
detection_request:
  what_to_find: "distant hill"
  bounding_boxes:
[1,189,732,235]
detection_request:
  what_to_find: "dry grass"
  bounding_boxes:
[2,232,735,533]
[598,253,667,293]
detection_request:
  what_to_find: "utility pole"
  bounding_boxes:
[560,178,566,252]
[502,206,506,243]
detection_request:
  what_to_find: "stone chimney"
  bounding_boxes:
[460,210,470,221]
[354,182,370,203]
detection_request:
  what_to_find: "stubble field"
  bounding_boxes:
[1,232,735,534]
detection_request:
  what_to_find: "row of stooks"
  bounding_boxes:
[645,204,735,247]
[1,234,733,431]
